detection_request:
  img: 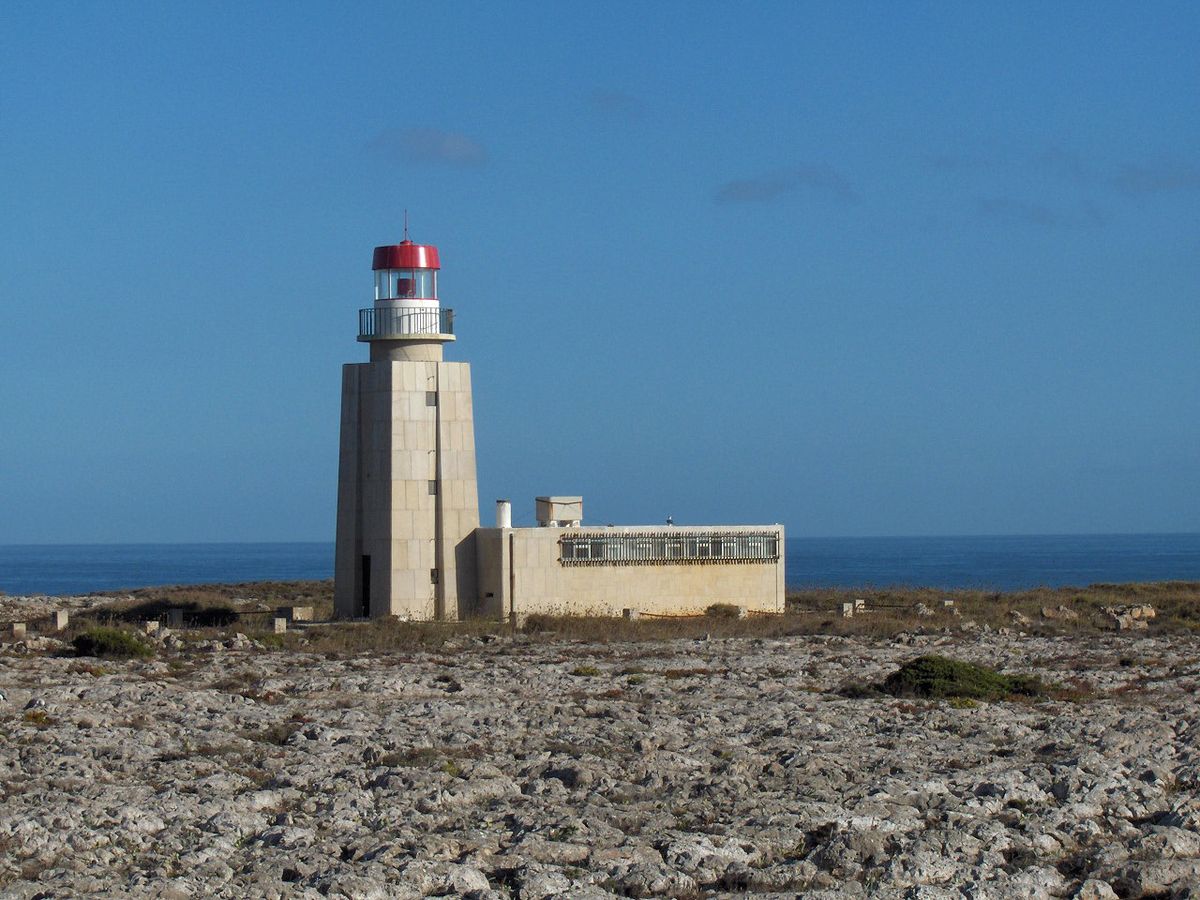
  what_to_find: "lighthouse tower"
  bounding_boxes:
[334,234,480,619]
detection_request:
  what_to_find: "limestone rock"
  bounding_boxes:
[1042,604,1080,621]
[1103,604,1156,630]
[1,615,1198,896]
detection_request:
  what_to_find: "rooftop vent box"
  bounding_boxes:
[536,496,582,528]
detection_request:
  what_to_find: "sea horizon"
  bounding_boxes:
[6,529,1199,546]
[2,532,1198,597]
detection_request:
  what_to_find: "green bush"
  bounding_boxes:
[73,627,154,659]
[881,655,1044,701]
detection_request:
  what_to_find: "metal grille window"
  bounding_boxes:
[559,531,780,566]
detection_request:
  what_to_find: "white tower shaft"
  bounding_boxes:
[334,238,480,619]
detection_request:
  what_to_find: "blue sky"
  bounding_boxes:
[1,2,1197,542]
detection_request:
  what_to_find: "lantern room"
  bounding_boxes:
[372,240,440,302]
[359,235,454,346]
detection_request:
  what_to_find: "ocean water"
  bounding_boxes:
[0,542,332,597]
[785,533,1200,590]
[1,534,1198,597]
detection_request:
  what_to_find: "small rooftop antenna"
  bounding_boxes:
[403,209,409,241]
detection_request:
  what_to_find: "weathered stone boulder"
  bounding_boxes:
[1103,604,1155,630]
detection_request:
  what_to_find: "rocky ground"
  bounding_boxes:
[0,594,111,624]
[2,619,1199,898]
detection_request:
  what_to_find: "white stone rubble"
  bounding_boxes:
[0,628,1197,897]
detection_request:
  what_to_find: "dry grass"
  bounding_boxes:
[84,580,334,625]
[51,579,1200,654]
[237,580,1200,654]
[299,617,505,656]
[788,581,1200,636]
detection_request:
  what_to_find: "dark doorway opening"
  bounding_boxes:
[360,555,371,618]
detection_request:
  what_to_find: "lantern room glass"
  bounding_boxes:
[375,269,437,301]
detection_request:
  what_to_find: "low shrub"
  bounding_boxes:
[381,747,440,767]
[240,722,302,745]
[73,627,154,659]
[380,746,478,770]
[881,655,1045,701]
[523,614,556,634]
[663,667,717,679]
[570,664,601,677]
[837,681,884,699]
[182,603,239,627]
[97,597,239,627]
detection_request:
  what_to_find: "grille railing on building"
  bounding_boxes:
[560,530,781,566]
[358,307,454,339]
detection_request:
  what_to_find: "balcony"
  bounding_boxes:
[358,307,454,341]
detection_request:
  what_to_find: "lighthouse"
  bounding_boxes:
[334,234,480,619]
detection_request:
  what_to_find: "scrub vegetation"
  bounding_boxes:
[879,655,1046,701]
[86,580,334,626]
[72,627,154,659]
[67,579,1200,657]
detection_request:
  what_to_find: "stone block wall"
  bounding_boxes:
[473,525,785,619]
[334,359,480,620]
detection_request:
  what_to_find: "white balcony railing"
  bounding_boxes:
[358,307,454,339]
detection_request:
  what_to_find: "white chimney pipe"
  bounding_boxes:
[496,499,512,529]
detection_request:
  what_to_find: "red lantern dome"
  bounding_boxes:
[372,239,440,271]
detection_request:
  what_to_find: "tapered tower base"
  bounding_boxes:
[334,359,479,619]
